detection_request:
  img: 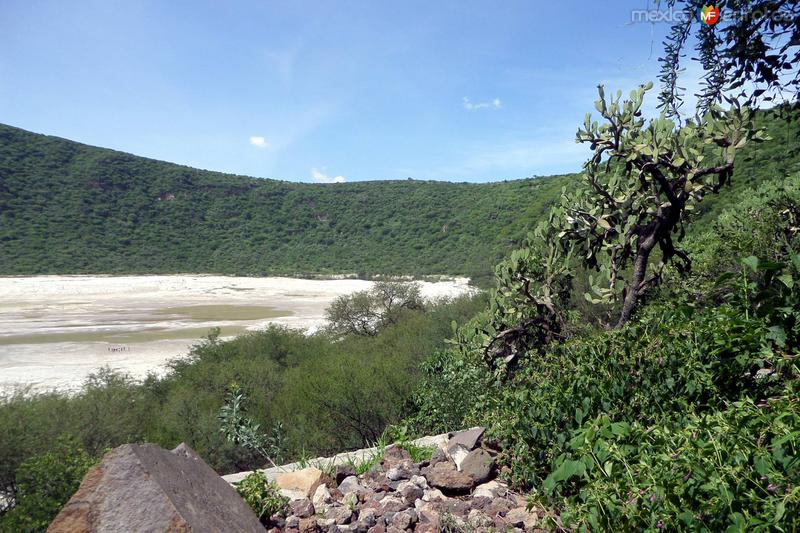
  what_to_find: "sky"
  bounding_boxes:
[0,1,703,183]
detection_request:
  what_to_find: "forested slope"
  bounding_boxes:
[1,110,798,281]
[0,124,573,281]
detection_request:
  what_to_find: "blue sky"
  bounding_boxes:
[0,1,700,183]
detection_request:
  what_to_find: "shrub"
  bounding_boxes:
[234,471,289,526]
[543,394,800,531]
[0,439,95,532]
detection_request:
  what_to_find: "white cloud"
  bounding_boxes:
[311,168,346,183]
[249,136,270,149]
[463,97,503,111]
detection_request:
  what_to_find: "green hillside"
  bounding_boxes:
[1,111,798,281]
[0,124,575,281]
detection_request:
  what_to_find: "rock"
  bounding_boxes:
[336,463,357,484]
[423,461,473,493]
[378,495,408,513]
[446,427,485,470]
[290,497,316,518]
[312,484,333,513]
[381,445,411,468]
[277,467,332,499]
[317,517,336,529]
[409,474,428,489]
[47,443,264,533]
[390,509,418,530]
[505,507,539,530]
[473,480,507,499]
[421,488,446,502]
[327,505,354,525]
[468,509,494,528]
[338,475,365,494]
[460,448,494,483]
[428,448,449,467]
[357,508,378,528]
[366,524,386,533]
[343,491,359,509]
[448,427,485,451]
[299,516,320,533]
[396,480,424,505]
[417,503,440,525]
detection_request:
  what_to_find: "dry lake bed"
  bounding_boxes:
[0,275,473,394]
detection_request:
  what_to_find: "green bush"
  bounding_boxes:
[544,395,799,531]
[234,471,289,525]
[0,440,95,532]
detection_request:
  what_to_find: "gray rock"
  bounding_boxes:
[47,443,264,533]
[378,495,408,513]
[326,505,354,525]
[391,509,418,530]
[357,508,378,528]
[473,480,507,499]
[423,461,473,493]
[447,427,485,451]
[291,497,316,518]
[396,481,424,505]
[338,475,365,494]
[313,484,333,514]
[460,448,494,483]
[317,517,336,528]
[468,509,493,528]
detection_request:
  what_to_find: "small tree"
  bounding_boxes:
[325,281,424,337]
[561,82,766,327]
[659,0,799,116]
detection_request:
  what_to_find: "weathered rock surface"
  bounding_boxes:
[276,467,332,499]
[48,443,264,533]
[423,461,474,492]
[460,448,494,484]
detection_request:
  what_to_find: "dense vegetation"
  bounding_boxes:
[0,123,582,284]
[0,293,485,530]
[405,94,800,531]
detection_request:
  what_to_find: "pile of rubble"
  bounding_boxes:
[269,428,542,532]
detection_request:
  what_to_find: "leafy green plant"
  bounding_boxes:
[218,384,284,467]
[544,395,800,532]
[565,83,765,327]
[234,471,289,525]
[0,439,96,532]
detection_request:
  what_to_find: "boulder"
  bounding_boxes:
[423,461,473,493]
[459,448,494,483]
[276,467,332,499]
[47,443,264,533]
